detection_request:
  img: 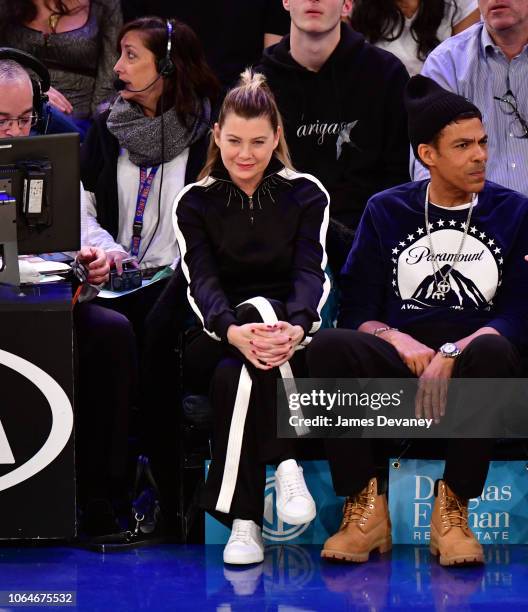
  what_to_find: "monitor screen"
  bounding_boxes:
[0,133,80,255]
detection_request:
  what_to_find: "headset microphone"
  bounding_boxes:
[113,74,162,93]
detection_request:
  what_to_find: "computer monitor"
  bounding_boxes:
[0,133,80,255]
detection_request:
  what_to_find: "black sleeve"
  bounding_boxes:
[174,189,238,342]
[379,59,411,192]
[286,179,330,335]
[338,203,387,330]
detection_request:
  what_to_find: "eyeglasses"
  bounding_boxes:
[0,115,38,130]
[493,90,528,139]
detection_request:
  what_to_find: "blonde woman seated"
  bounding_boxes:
[173,70,330,565]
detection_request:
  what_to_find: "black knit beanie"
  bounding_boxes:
[404,75,481,163]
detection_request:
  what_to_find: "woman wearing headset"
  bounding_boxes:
[81,16,217,334]
[80,19,218,496]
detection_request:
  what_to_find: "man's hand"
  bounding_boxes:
[77,246,110,285]
[415,354,456,424]
[106,251,137,275]
[47,86,73,115]
[380,330,436,376]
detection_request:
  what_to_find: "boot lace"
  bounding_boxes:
[342,487,373,527]
[443,493,469,529]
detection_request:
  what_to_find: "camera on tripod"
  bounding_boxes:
[107,261,142,292]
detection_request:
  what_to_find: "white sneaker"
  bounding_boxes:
[223,519,264,565]
[274,459,316,525]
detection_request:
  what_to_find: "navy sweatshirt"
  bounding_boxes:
[173,158,330,342]
[340,180,528,350]
[258,23,410,229]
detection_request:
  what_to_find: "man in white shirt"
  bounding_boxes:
[413,0,528,196]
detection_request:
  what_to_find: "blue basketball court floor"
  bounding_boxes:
[0,544,526,610]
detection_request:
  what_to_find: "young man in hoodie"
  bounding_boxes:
[258,0,411,269]
[306,76,528,566]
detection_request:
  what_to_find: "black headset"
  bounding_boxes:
[0,47,51,133]
[156,20,175,78]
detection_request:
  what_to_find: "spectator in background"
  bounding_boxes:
[413,0,528,196]
[120,0,290,89]
[349,0,480,76]
[258,0,410,273]
[0,0,123,137]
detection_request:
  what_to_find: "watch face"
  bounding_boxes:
[441,343,458,355]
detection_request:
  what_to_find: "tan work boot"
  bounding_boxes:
[321,477,392,563]
[430,480,484,566]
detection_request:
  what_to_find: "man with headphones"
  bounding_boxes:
[0,50,107,283]
[0,50,138,538]
[0,47,81,139]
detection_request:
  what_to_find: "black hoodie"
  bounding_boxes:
[258,24,410,229]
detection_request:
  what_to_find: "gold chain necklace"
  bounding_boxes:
[48,12,62,33]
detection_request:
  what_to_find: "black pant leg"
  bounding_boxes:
[201,353,267,527]
[195,299,302,527]
[73,301,138,503]
[306,329,412,497]
[444,334,522,499]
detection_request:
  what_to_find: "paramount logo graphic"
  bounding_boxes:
[263,476,311,542]
[0,349,73,492]
[411,266,488,308]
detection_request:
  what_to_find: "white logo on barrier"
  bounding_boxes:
[0,418,15,464]
[262,476,310,542]
[0,349,73,492]
[413,474,511,542]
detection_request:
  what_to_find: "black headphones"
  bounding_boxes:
[156,20,175,78]
[0,47,51,132]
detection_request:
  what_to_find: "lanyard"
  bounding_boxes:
[130,165,160,257]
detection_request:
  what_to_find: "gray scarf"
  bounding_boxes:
[106,96,211,166]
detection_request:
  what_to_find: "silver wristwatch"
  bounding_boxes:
[439,342,461,359]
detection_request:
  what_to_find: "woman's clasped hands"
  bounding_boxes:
[227,322,304,370]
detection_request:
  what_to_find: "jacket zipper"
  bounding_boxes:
[215,170,278,224]
[248,195,254,225]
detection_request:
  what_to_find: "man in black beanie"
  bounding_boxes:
[306,75,528,566]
